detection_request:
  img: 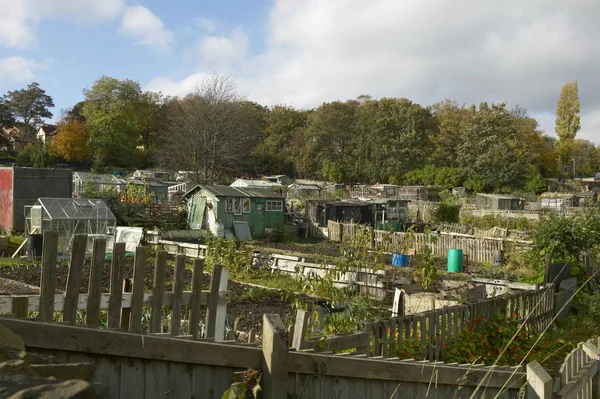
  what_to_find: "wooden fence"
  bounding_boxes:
[292,284,555,363]
[0,231,229,340]
[0,314,527,399]
[528,337,600,399]
[437,222,530,240]
[328,221,531,264]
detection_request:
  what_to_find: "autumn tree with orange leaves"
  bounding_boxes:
[50,119,89,162]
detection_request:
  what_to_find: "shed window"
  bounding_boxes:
[266,201,283,212]
[243,198,251,213]
[233,198,242,215]
[226,198,233,213]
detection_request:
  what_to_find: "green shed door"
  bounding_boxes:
[189,197,206,230]
[255,202,265,237]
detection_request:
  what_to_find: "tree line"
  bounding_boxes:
[0,76,593,193]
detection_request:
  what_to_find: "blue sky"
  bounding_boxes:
[0,0,599,143]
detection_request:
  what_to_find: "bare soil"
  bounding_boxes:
[0,258,302,332]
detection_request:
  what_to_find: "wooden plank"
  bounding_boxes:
[63,234,87,325]
[191,364,214,399]
[214,267,229,342]
[119,357,145,399]
[205,264,223,339]
[120,278,132,330]
[144,359,170,399]
[94,355,121,399]
[0,317,263,369]
[170,254,186,336]
[108,242,126,329]
[150,250,167,334]
[39,231,59,322]
[86,238,106,328]
[11,297,28,319]
[292,309,309,350]
[262,314,289,399]
[130,246,147,333]
[189,257,205,340]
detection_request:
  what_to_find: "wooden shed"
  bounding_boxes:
[476,194,524,211]
[183,185,285,239]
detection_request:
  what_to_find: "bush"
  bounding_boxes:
[435,203,461,223]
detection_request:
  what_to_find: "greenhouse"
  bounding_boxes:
[25,198,117,252]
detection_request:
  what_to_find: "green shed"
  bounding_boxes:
[183,185,285,239]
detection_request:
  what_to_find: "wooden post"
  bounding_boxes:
[392,288,404,317]
[120,278,132,330]
[63,234,87,325]
[526,360,553,399]
[39,231,59,322]
[11,297,28,319]
[170,255,186,336]
[292,309,309,350]
[205,264,223,339]
[261,314,289,399]
[86,238,106,328]
[582,341,600,399]
[214,267,229,342]
[129,246,147,333]
[108,242,126,329]
[189,258,205,340]
[149,250,167,333]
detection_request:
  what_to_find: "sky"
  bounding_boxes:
[0,0,599,143]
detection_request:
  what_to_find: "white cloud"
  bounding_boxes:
[145,73,212,98]
[0,57,41,86]
[146,0,600,141]
[0,0,125,48]
[119,5,174,52]
[195,27,249,71]
[195,18,218,33]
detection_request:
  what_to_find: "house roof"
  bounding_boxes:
[39,125,57,136]
[288,183,322,190]
[185,184,283,199]
[231,179,282,188]
[477,193,521,200]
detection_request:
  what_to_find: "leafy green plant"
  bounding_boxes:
[443,312,565,366]
[412,232,438,291]
[221,369,261,399]
[205,236,254,275]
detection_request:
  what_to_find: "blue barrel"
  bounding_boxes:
[392,253,409,267]
[447,249,464,272]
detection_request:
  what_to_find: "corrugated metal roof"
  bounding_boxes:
[288,183,322,190]
[231,179,282,188]
[201,185,283,198]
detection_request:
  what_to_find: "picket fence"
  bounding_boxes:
[293,284,555,363]
[328,221,531,264]
[528,337,600,399]
[0,231,229,340]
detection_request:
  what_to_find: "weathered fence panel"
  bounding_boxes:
[328,221,532,264]
[0,315,525,399]
[527,337,600,399]
[0,231,229,341]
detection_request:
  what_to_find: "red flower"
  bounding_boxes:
[513,312,518,318]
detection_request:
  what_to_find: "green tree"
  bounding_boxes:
[555,81,581,177]
[428,100,474,167]
[252,105,307,176]
[4,82,54,138]
[82,76,159,168]
[16,142,50,167]
[571,139,599,178]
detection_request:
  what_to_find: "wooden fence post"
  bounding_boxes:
[527,360,553,399]
[150,250,167,333]
[205,264,223,339]
[86,238,106,328]
[120,278,132,330]
[189,258,205,340]
[170,254,186,336]
[582,341,600,399]
[129,246,147,333]
[292,309,309,350]
[63,234,87,325]
[214,267,229,342]
[39,231,59,322]
[108,242,125,329]
[262,314,289,399]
